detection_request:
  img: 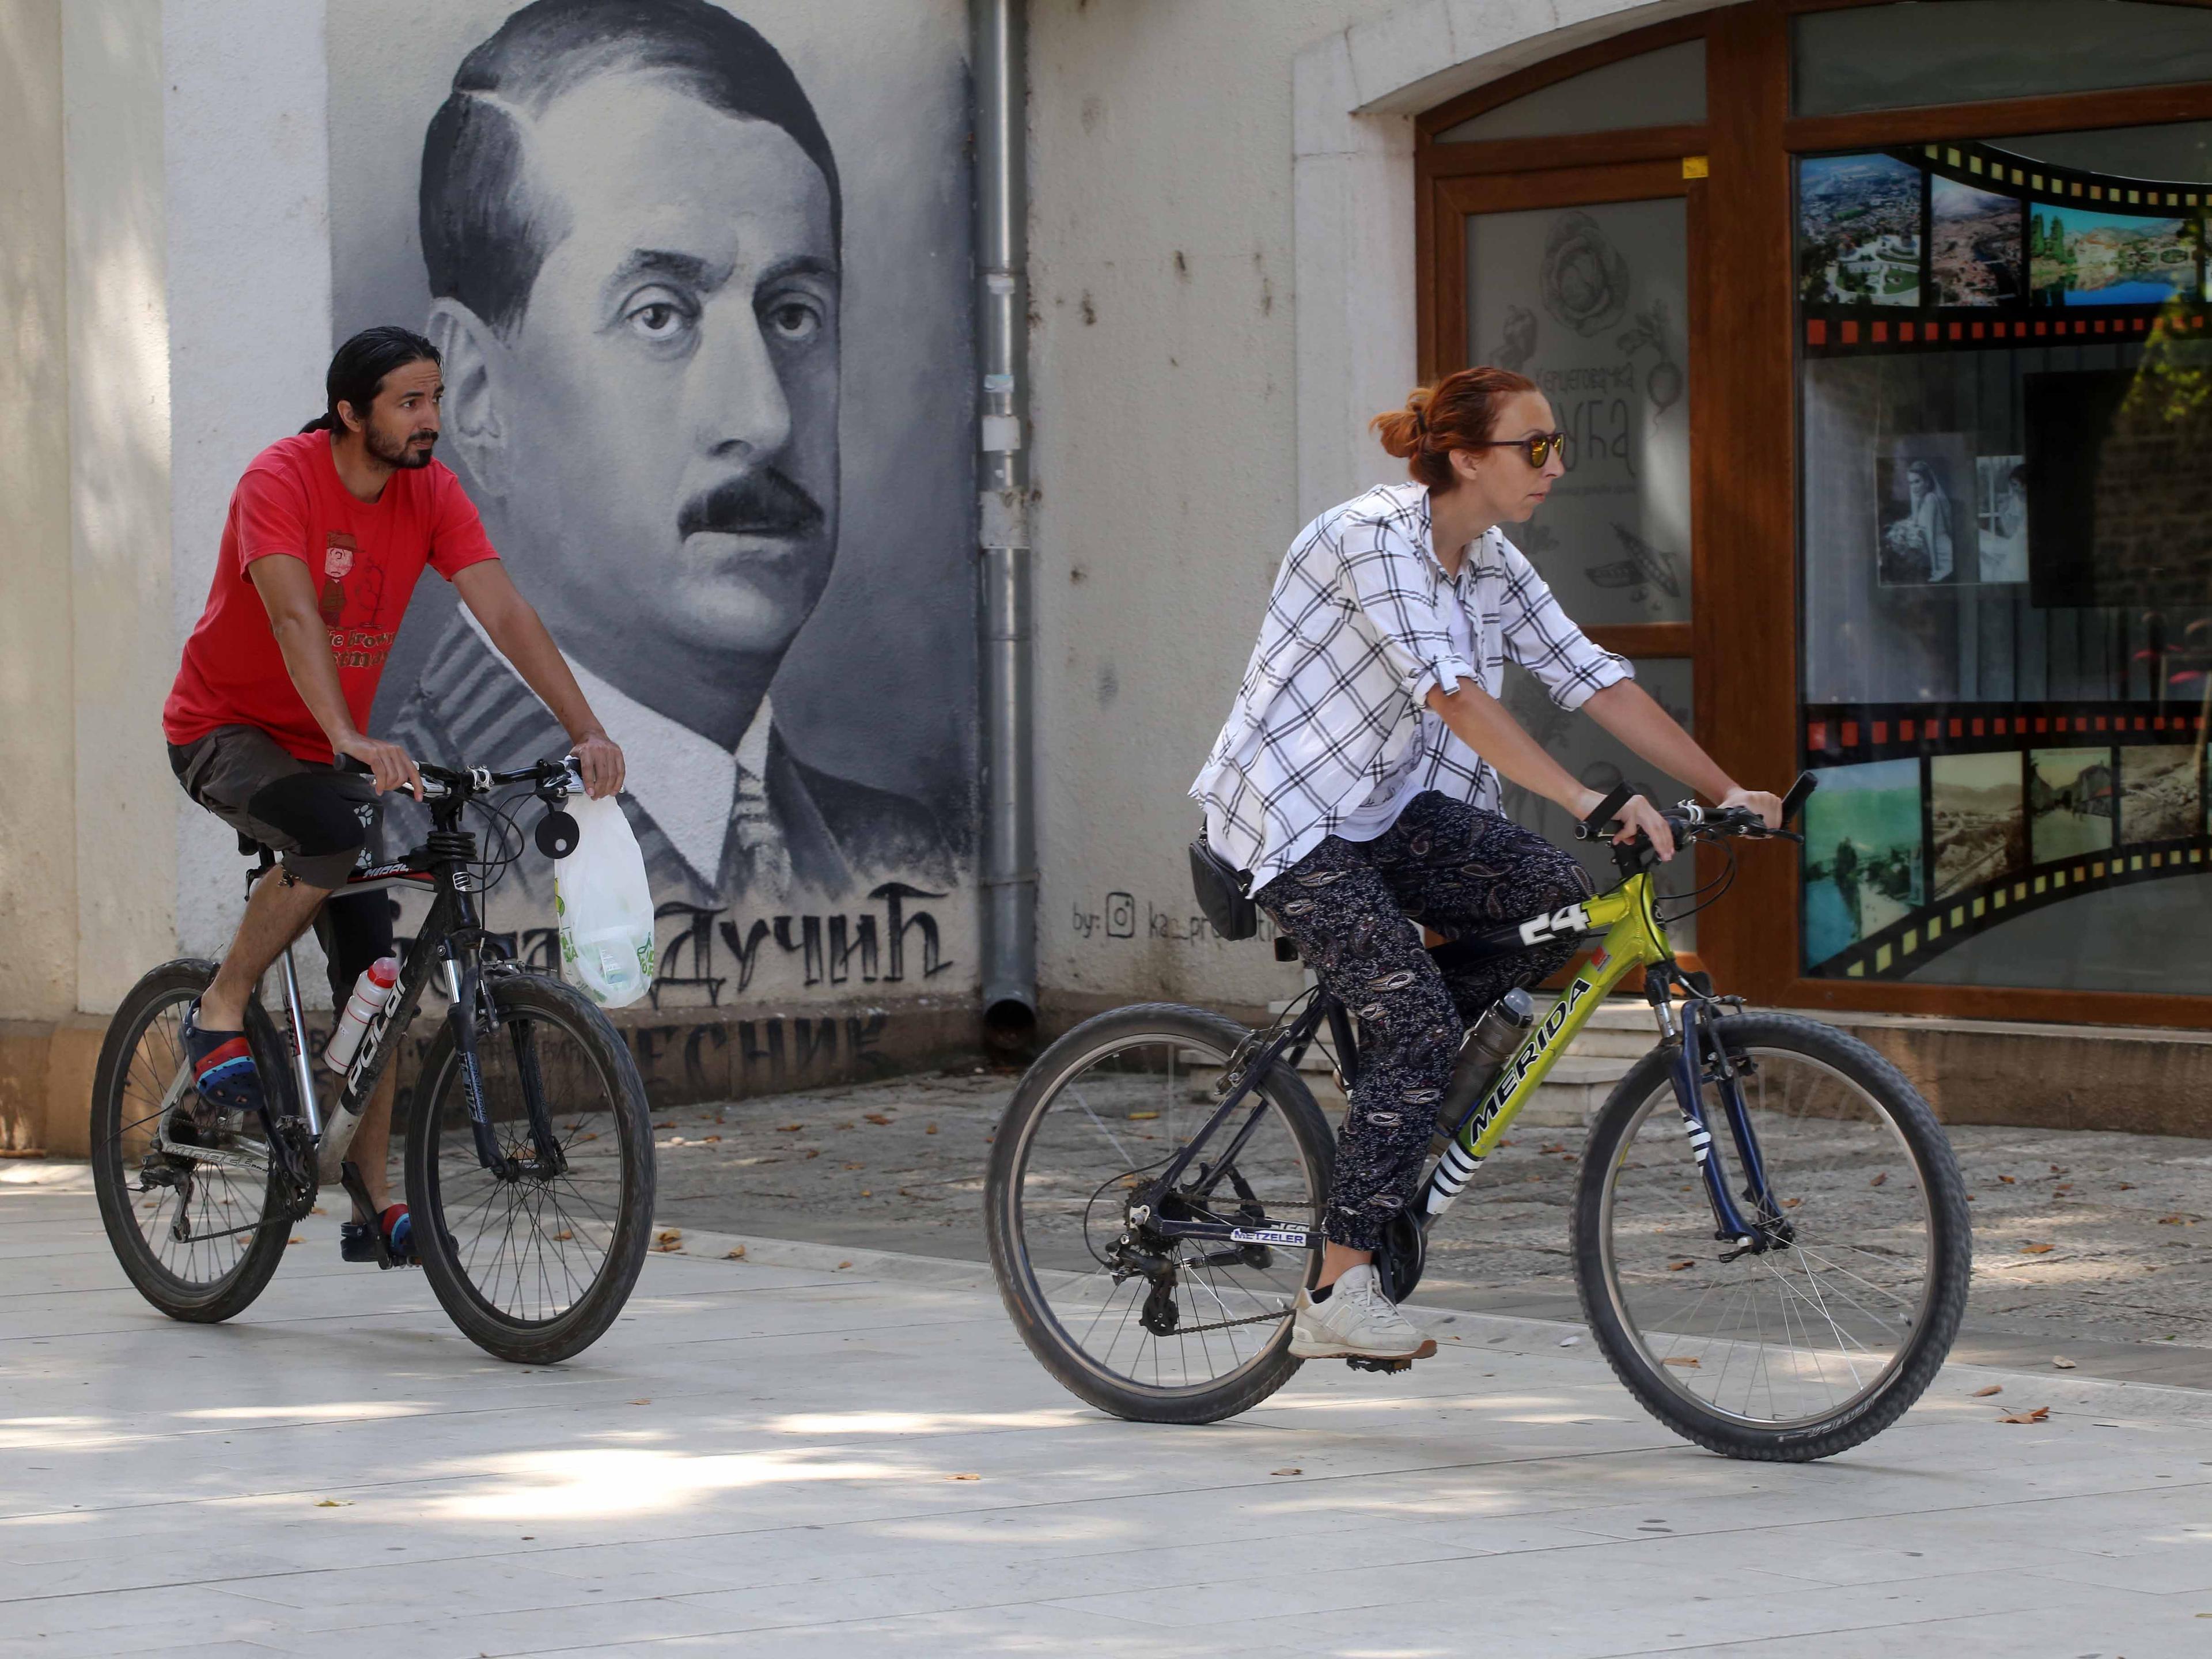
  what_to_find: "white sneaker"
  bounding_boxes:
[1289,1264,1437,1361]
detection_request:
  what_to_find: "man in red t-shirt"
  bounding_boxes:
[163,325,624,1259]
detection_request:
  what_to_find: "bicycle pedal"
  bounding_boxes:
[1344,1355,1415,1374]
[339,1220,388,1267]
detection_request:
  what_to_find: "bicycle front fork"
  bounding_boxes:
[1667,998,1789,1259]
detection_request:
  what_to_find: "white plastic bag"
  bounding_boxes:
[555,793,657,1008]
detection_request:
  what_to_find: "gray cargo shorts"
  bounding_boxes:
[169,724,397,1004]
[168,724,384,890]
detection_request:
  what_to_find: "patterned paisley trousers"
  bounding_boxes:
[1255,791,1592,1251]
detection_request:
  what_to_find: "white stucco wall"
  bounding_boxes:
[164,0,334,982]
[0,0,78,1023]
[63,0,175,1014]
[1027,0,1691,1018]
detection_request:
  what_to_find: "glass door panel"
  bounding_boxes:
[1465,195,1692,627]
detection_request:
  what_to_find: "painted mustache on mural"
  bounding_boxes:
[678,467,825,541]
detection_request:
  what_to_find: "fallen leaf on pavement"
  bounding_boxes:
[310,1206,326,1215]
[653,1229,682,1252]
[2116,1182,2134,1190]
[2159,1214,2195,1225]
[1661,1357,1700,1368]
[925,1123,938,1135]
[578,1132,597,1142]
[315,1499,351,1508]
[628,1399,650,1406]
[550,1230,573,1243]
[1129,1111,1158,1121]
[864,1113,892,1125]
[2020,1242,2055,1255]
[653,1122,674,1130]
[805,1149,820,1159]
[860,1190,873,1198]
[1997,1406,2050,1423]
[1870,1172,1887,1187]
[1666,1259,1695,1272]
[1540,1143,1566,1154]
[1782,1198,1802,1208]
[288,1236,302,1245]
[836,1260,852,1269]
[946,1473,980,1482]
[1972,1384,2002,1397]
[1270,1467,1302,1476]
[2052,1357,2077,1369]
[2050,1165,2068,1175]
[776,1123,804,1132]
[725,1246,747,1259]
[1998,1175,2016,1184]
[702,1135,721,1143]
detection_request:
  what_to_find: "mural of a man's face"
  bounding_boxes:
[460,72,840,680]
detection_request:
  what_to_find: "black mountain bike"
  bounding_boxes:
[986,778,1972,1460]
[90,757,654,1364]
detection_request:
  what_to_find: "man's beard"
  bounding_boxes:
[368,424,436,469]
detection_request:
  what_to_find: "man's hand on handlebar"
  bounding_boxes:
[1721,785,1784,830]
[570,730,625,800]
[336,730,423,801]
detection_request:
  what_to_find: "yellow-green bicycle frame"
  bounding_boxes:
[1416,868,1676,1225]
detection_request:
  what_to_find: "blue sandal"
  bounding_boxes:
[181,999,264,1134]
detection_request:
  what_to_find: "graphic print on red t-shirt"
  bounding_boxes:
[164,433,501,764]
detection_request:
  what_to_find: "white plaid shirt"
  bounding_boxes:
[1192,482,1631,893]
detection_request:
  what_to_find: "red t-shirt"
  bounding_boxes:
[164,432,501,764]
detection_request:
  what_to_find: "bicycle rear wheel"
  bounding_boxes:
[984,1003,1332,1425]
[90,960,293,1322]
[1573,1013,1971,1461]
[405,969,653,1364]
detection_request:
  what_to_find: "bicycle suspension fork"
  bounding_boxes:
[1667,996,1786,1257]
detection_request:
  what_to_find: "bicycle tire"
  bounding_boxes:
[1572,1012,1971,1462]
[91,959,293,1323]
[406,969,653,1364]
[985,1003,1334,1425]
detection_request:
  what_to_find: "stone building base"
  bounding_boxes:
[2,997,984,1159]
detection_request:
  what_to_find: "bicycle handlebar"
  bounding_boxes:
[414,755,579,802]
[1573,770,1817,848]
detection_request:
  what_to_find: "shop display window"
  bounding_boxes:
[1796,128,2212,993]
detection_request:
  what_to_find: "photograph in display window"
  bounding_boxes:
[2029,206,2196,306]
[1930,177,2022,307]
[1874,435,1975,586]
[1801,757,1924,967]
[1973,454,2028,584]
[2118,745,2199,844]
[2029,748,2115,863]
[1798,152,1923,307]
[1930,751,2024,902]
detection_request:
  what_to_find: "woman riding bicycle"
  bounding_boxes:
[1191,366,1781,1365]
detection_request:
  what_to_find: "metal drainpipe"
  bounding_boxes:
[975,0,1036,1035]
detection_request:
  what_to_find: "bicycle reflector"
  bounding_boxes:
[535,809,580,860]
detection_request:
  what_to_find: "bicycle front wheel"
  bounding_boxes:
[90,960,292,1323]
[984,1003,1333,1425]
[1574,1013,1971,1461]
[405,970,654,1364]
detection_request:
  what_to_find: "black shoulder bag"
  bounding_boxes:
[1188,827,1259,941]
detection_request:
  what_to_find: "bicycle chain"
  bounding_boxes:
[1161,1304,1294,1336]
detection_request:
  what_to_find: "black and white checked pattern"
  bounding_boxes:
[1192,482,1631,893]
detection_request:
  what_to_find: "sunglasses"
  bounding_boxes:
[1474,431,1571,468]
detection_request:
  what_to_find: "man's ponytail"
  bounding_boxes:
[298,413,337,434]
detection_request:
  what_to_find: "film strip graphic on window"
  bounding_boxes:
[1798,139,2210,355]
[1799,701,2211,980]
